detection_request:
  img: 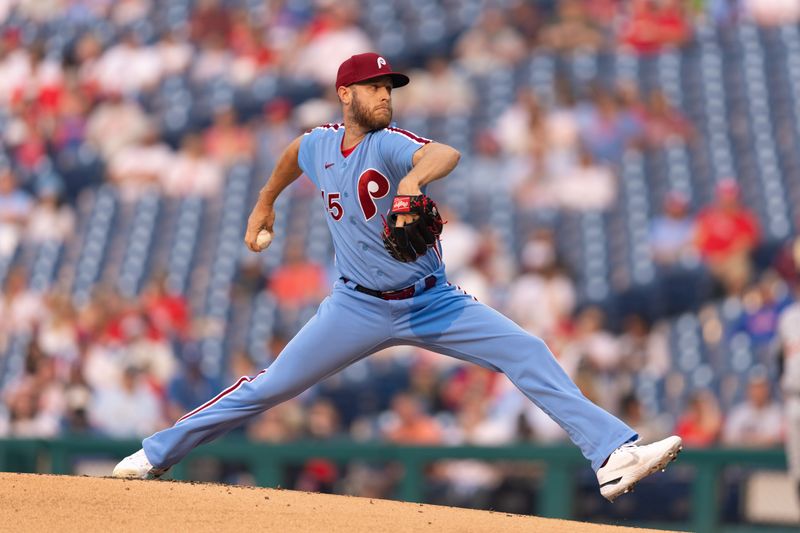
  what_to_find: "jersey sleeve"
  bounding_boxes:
[379,127,432,178]
[298,128,321,188]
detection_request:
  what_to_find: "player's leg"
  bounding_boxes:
[116,283,392,476]
[396,283,635,470]
[396,282,680,500]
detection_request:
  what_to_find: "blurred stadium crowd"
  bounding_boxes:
[1,0,800,503]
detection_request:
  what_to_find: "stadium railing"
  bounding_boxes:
[0,438,790,533]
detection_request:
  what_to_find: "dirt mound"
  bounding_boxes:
[0,473,674,532]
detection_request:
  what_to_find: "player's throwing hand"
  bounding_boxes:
[244,205,276,252]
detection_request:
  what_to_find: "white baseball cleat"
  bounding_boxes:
[597,435,683,502]
[112,449,170,480]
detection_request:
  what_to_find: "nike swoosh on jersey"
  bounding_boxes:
[324,162,335,169]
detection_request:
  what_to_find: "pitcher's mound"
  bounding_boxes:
[0,473,676,532]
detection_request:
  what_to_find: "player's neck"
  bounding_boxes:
[341,118,369,151]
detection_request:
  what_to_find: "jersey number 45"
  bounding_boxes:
[322,169,390,222]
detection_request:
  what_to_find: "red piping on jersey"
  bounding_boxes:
[305,123,343,134]
[176,369,267,423]
[387,126,431,145]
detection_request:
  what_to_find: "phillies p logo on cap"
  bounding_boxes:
[377,57,387,69]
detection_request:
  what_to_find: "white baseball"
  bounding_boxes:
[256,229,273,251]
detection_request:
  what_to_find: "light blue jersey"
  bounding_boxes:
[298,123,442,291]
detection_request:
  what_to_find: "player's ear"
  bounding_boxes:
[337,85,351,105]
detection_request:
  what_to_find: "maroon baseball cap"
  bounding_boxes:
[335,52,409,90]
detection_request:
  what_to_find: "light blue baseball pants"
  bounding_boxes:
[143,268,636,472]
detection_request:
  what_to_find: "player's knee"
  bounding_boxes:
[509,332,548,352]
[492,333,552,369]
[521,334,552,358]
[530,334,549,350]
[253,380,306,407]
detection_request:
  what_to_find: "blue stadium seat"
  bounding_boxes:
[28,241,63,293]
[71,186,117,305]
[0,333,33,389]
[167,196,204,294]
[118,191,160,297]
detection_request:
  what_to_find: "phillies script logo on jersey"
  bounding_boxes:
[392,196,411,212]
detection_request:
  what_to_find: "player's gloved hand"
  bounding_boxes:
[381,194,443,262]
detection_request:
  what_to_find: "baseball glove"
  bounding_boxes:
[381,194,443,262]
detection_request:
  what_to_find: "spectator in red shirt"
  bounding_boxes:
[227,10,276,86]
[203,107,256,167]
[191,0,232,43]
[142,274,191,341]
[675,390,723,448]
[440,365,499,412]
[620,0,691,54]
[268,239,327,312]
[695,179,761,295]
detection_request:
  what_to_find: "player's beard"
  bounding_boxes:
[351,92,392,131]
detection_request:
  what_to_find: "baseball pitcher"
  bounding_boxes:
[114,53,682,502]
